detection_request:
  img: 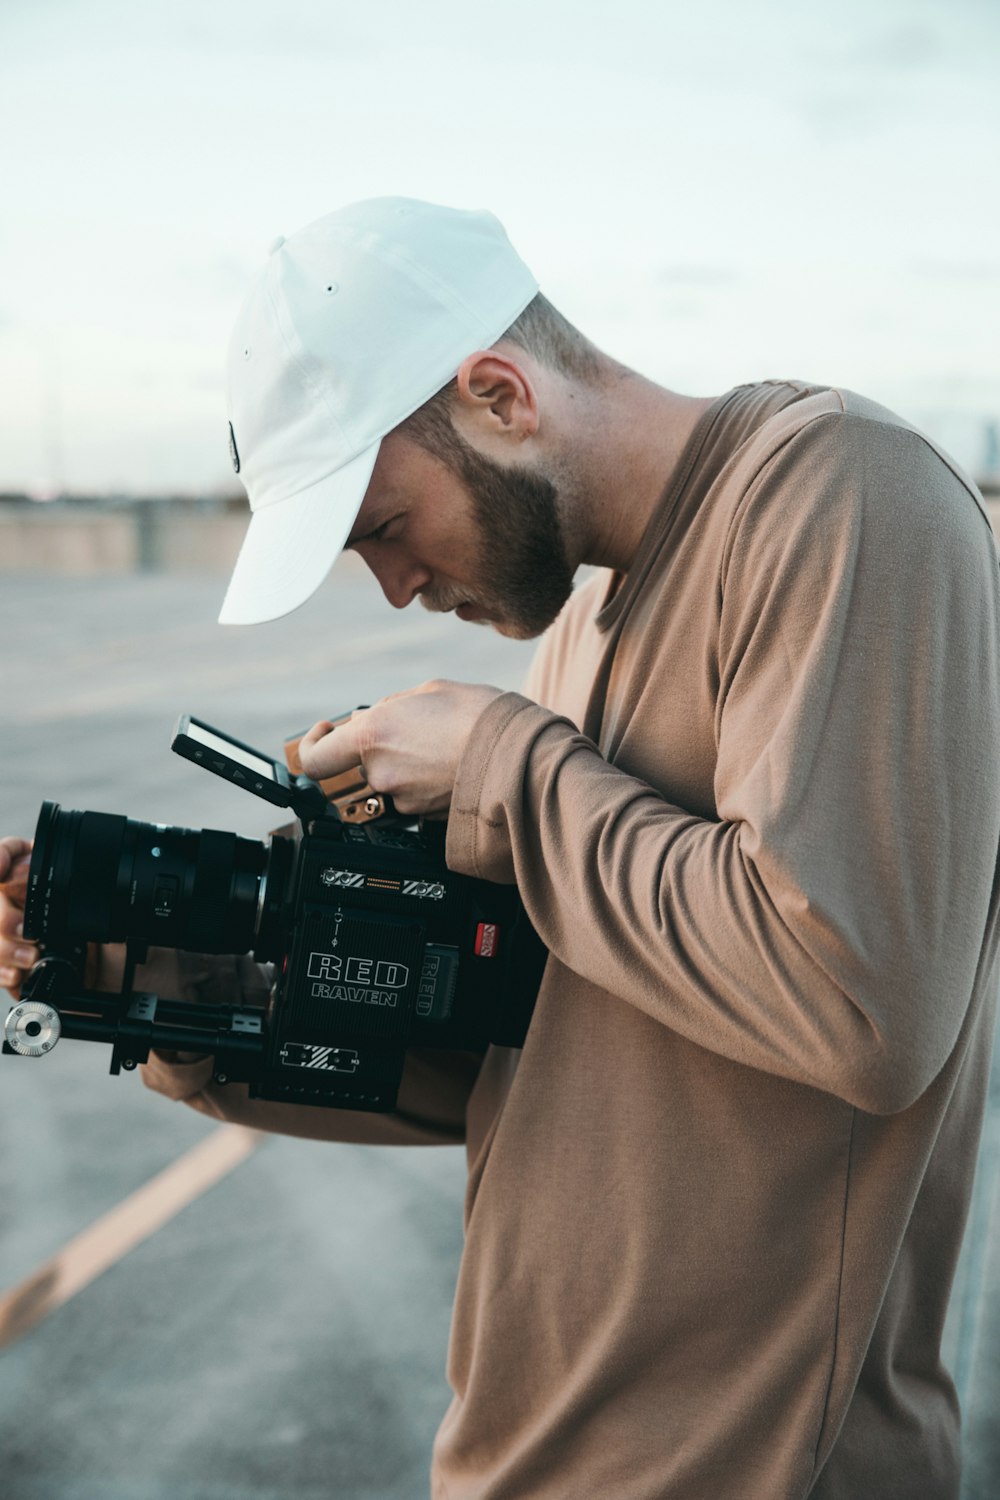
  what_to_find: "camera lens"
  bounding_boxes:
[25,801,291,961]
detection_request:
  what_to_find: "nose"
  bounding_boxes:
[366,553,433,610]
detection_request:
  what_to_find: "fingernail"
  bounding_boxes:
[15,922,23,938]
[15,947,35,966]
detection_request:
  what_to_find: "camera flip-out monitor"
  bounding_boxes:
[171,715,328,821]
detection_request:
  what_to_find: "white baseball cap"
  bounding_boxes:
[218,197,539,625]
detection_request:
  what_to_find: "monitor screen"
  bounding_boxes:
[185,723,277,781]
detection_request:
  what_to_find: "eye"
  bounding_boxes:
[347,512,407,551]
[366,513,404,544]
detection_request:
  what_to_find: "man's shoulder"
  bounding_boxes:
[731,382,992,532]
[728,382,849,477]
[732,381,926,455]
[719,383,997,581]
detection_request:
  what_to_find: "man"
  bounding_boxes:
[2,198,999,1498]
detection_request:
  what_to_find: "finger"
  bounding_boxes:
[298,717,365,782]
[0,926,40,963]
[0,858,32,899]
[0,861,32,897]
[0,898,27,937]
[301,718,335,742]
[298,719,339,777]
[0,885,30,928]
[1,965,23,997]
[0,838,32,886]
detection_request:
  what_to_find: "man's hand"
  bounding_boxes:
[299,680,505,817]
[0,838,40,999]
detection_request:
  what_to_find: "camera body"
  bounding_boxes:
[3,715,546,1113]
[238,811,542,1110]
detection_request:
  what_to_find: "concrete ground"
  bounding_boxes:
[0,566,997,1498]
[0,565,535,1500]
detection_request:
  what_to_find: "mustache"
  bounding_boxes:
[418,583,473,615]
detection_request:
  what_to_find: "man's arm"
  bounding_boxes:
[443,416,1000,1114]
[141,1042,480,1146]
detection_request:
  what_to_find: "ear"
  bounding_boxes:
[453,351,539,443]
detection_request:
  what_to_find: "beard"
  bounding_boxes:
[418,443,577,640]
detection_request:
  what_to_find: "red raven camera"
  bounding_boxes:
[3,714,546,1113]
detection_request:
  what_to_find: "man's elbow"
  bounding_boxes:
[835,1001,957,1116]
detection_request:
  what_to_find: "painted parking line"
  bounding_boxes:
[0,1124,262,1350]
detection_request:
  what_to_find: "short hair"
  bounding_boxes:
[400,292,599,465]
[495,292,601,382]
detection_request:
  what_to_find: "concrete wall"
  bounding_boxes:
[0,510,140,574]
[1,498,998,575]
[0,506,246,574]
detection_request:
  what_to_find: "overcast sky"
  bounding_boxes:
[2,0,998,496]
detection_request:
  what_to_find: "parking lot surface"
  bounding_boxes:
[0,565,996,1498]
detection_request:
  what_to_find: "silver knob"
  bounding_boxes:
[4,1000,62,1057]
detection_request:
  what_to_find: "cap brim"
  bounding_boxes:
[218,442,381,625]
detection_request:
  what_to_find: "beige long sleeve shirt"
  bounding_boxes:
[142,381,1000,1499]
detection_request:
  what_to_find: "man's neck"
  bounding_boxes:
[560,368,717,574]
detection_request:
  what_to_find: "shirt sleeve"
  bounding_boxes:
[446,414,1000,1114]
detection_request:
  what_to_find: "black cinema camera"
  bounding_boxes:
[2,714,547,1113]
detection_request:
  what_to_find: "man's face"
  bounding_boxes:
[346,428,576,640]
